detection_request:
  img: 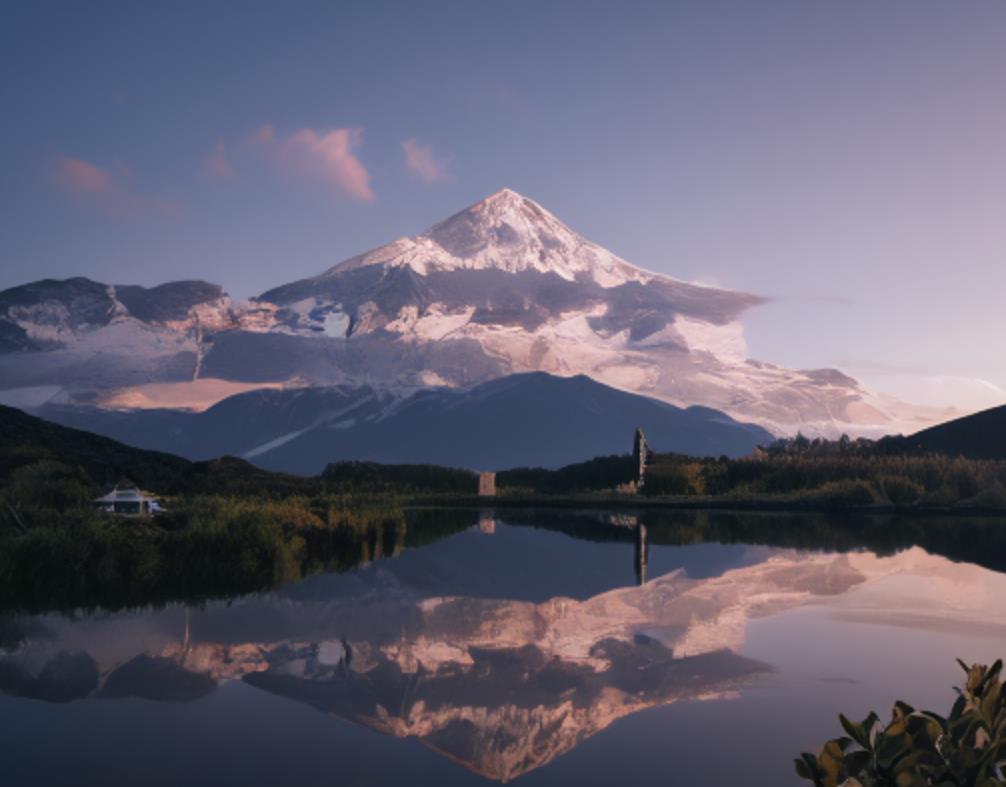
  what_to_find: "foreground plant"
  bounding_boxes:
[795,659,1006,786]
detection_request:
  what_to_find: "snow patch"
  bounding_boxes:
[323,310,351,337]
[666,316,748,363]
[243,427,312,459]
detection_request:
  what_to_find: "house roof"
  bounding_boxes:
[94,485,157,504]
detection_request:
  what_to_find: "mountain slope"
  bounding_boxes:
[39,385,394,462]
[0,405,313,495]
[887,402,1006,459]
[0,404,192,490]
[39,373,773,474]
[0,189,947,436]
[260,187,762,333]
[0,276,275,400]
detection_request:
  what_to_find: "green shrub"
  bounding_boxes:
[876,476,925,506]
[964,482,1006,510]
[796,659,1006,786]
[800,480,878,508]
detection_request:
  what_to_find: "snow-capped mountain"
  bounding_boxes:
[0,276,276,408]
[259,187,762,346]
[0,188,952,436]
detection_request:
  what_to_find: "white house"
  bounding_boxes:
[93,482,161,516]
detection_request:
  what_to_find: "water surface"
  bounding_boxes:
[2,510,1004,786]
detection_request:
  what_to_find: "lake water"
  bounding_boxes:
[2,509,1005,786]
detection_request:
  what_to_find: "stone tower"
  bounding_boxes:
[633,427,649,490]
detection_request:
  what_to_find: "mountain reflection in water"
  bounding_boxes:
[5,516,1004,783]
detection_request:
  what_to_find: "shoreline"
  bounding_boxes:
[406,494,1006,518]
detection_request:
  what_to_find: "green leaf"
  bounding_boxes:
[862,711,881,749]
[840,714,869,749]
[794,756,814,780]
[918,710,948,733]
[876,731,909,770]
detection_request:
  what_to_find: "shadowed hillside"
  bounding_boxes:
[883,402,1006,460]
[0,405,317,497]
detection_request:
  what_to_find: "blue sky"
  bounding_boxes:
[2,1,1005,409]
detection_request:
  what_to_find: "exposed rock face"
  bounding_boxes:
[0,276,275,396]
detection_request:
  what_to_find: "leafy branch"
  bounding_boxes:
[796,660,1006,786]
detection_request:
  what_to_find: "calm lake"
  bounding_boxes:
[2,509,1005,786]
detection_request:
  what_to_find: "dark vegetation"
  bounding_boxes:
[0,404,322,497]
[0,406,480,612]
[5,402,1006,612]
[496,436,1006,510]
[498,454,636,494]
[637,451,1006,509]
[796,659,1006,786]
[0,480,477,613]
[322,461,477,494]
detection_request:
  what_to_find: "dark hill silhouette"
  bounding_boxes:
[37,373,773,474]
[0,405,313,496]
[887,402,1006,460]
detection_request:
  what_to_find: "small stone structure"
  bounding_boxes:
[478,472,497,497]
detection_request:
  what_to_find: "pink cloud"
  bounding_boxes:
[247,124,276,146]
[55,157,117,194]
[401,138,450,183]
[277,127,375,202]
[51,156,177,217]
[205,142,235,180]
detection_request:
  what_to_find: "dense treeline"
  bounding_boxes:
[484,431,1006,509]
[322,461,478,494]
[497,455,637,494]
[640,452,1006,508]
[0,476,478,613]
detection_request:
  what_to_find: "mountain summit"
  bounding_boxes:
[261,187,751,304]
[258,188,763,347]
[262,190,617,293]
[0,189,950,436]
[320,187,653,285]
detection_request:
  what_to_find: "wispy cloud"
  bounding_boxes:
[247,124,276,147]
[205,142,234,180]
[55,157,116,194]
[282,128,374,202]
[246,125,375,202]
[833,358,1006,411]
[51,156,177,216]
[401,138,450,183]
